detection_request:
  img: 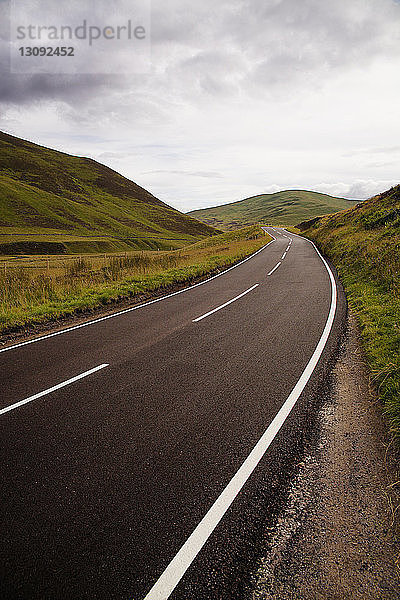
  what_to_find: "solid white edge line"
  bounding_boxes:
[142,229,337,600]
[267,261,281,276]
[193,284,259,323]
[0,364,109,416]
[0,236,277,355]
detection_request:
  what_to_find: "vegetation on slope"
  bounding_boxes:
[0,131,217,253]
[188,190,358,230]
[298,185,400,439]
[0,225,270,334]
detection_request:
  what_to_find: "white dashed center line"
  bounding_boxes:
[267,262,282,276]
[193,284,259,322]
[0,364,109,416]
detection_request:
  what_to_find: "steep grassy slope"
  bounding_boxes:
[0,132,217,253]
[188,190,358,230]
[298,185,400,439]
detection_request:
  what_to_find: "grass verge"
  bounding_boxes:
[294,186,400,440]
[0,225,270,334]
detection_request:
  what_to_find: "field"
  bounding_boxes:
[0,225,271,334]
[188,190,358,230]
[297,185,400,440]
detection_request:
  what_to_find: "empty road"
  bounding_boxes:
[0,228,345,599]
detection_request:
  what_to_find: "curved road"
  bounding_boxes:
[0,228,345,599]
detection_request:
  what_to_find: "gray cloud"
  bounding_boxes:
[151,0,400,99]
[2,0,399,109]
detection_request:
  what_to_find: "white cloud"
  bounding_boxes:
[312,180,400,200]
[346,179,400,199]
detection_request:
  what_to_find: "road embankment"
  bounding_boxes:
[294,186,400,444]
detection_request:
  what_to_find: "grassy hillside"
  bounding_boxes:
[188,190,358,230]
[297,185,400,439]
[0,131,217,254]
[0,225,270,333]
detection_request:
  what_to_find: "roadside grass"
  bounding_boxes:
[295,184,400,440]
[342,276,400,436]
[0,225,270,334]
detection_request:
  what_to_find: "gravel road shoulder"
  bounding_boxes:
[250,313,400,600]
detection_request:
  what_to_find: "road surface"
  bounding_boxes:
[0,228,345,599]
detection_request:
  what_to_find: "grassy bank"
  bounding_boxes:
[296,185,400,439]
[0,225,270,334]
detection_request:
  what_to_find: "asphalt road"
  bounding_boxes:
[0,228,345,600]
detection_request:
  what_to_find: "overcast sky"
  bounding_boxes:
[1,0,399,212]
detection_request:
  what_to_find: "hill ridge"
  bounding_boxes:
[0,131,217,254]
[188,189,359,230]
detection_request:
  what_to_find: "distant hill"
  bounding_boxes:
[0,132,217,254]
[188,190,359,230]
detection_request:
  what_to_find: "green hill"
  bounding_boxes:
[0,131,217,254]
[298,185,400,440]
[188,190,358,230]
